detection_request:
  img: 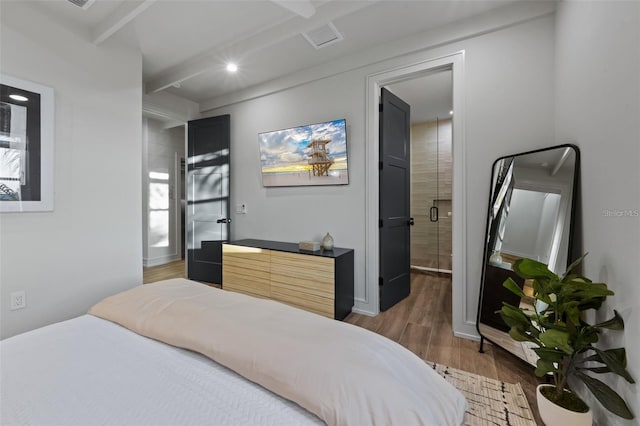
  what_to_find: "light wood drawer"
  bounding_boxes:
[223,245,270,298]
[224,283,271,299]
[270,285,334,318]
[269,273,334,298]
[223,264,270,281]
[223,245,271,261]
[270,250,333,272]
[223,269,270,297]
[224,256,270,271]
[222,241,353,320]
[270,253,334,285]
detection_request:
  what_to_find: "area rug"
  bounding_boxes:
[426,361,537,426]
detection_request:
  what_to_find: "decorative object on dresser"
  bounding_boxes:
[321,232,334,250]
[222,239,353,320]
[299,240,321,251]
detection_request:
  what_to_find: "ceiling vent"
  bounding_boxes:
[66,0,96,10]
[302,22,343,49]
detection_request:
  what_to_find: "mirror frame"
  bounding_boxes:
[476,143,581,364]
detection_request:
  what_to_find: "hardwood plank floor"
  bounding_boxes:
[143,261,542,424]
[143,259,187,284]
[345,271,543,425]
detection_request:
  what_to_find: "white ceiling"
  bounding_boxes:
[29,0,517,105]
[387,70,453,124]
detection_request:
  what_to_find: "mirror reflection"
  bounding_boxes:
[477,145,579,365]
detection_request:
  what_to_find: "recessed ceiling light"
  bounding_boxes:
[449,110,453,115]
[226,63,238,73]
[9,94,28,102]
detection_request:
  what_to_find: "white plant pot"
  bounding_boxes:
[537,384,593,426]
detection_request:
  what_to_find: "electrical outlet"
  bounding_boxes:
[10,290,26,310]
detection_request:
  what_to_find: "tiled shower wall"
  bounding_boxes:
[410,118,452,271]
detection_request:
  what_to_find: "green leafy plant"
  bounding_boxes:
[500,253,635,419]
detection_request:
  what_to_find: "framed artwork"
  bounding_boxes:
[258,119,349,187]
[0,74,54,212]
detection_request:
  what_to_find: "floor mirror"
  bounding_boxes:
[476,144,580,365]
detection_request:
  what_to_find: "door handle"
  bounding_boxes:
[430,206,439,222]
[216,218,232,224]
[408,217,415,226]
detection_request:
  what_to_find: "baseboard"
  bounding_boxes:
[453,330,481,341]
[351,306,377,317]
[144,254,181,267]
[411,265,453,274]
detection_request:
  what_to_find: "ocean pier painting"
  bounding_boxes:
[258,118,349,187]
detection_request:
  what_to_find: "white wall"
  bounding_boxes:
[142,118,185,266]
[555,1,640,423]
[0,2,143,339]
[204,13,556,321]
[210,72,366,297]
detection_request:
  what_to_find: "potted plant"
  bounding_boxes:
[499,254,635,425]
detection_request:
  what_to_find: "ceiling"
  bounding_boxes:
[28,0,517,105]
[387,70,453,124]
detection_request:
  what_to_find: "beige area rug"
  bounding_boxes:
[425,361,537,426]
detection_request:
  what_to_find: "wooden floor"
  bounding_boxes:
[345,271,543,425]
[143,259,187,284]
[143,261,541,425]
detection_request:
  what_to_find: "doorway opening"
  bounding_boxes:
[387,70,453,275]
[364,51,475,339]
[142,117,187,276]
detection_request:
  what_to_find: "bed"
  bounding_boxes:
[1,278,467,425]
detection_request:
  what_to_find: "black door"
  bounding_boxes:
[379,88,412,311]
[187,115,230,284]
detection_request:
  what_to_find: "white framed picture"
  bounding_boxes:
[0,74,54,212]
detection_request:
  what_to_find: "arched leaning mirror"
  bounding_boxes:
[477,144,580,365]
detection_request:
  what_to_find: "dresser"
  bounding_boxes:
[222,239,354,320]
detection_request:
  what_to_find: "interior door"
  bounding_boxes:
[379,88,412,311]
[187,115,230,284]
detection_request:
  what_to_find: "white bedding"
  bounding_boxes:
[0,315,322,426]
[90,279,467,426]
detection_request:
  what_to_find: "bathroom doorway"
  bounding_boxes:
[387,70,454,274]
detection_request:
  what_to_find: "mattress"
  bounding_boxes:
[0,315,323,426]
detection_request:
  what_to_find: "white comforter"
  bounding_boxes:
[0,315,322,426]
[89,279,467,425]
[2,278,467,425]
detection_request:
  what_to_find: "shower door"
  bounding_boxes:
[410,117,452,272]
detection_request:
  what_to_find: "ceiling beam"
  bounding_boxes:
[145,0,379,94]
[270,0,316,18]
[92,0,157,45]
